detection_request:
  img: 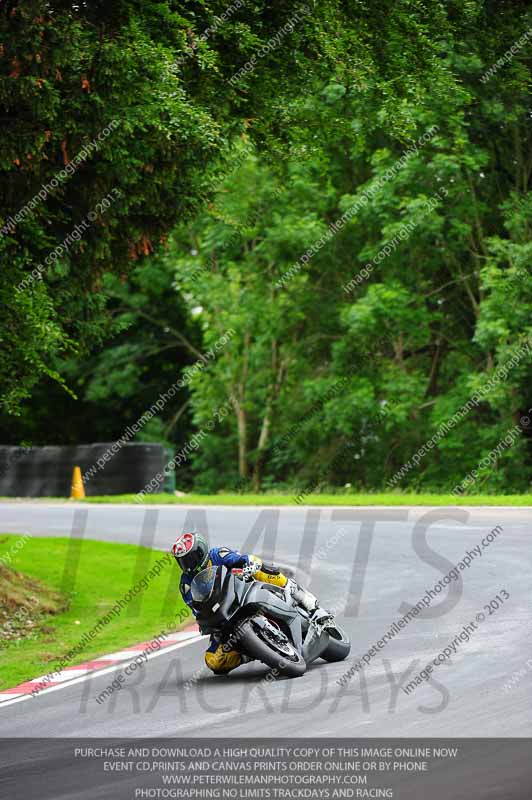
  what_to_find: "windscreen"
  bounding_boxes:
[191,565,219,603]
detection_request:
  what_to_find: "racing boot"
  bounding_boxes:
[289,579,319,614]
[289,579,334,626]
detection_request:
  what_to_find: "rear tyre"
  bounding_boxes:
[321,624,351,662]
[238,618,306,678]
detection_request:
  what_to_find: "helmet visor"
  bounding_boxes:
[177,548,206,574]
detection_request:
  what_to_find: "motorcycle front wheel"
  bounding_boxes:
[238,617,306,678]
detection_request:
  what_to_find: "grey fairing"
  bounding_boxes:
[301,624,329,663]
[195,565,342,666]
[242,583,329,662]
[217,571,303,648]
[241,581,304,649]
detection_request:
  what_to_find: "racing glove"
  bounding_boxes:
[241,560,261,581]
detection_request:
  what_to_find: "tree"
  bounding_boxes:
[0,0,346,412]
[5,0,531,494]
[171,147,329,490]
[163,1,532,492]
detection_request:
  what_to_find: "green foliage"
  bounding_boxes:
[0,0,358,412]
[159,1,532,493]
[2,1,531,494]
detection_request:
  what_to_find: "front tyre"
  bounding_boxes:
[321,624,351,662]
[238,618,306,678]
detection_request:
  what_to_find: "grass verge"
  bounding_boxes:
[77,493,532,506]
[0,534,190,690]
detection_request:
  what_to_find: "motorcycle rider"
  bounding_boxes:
[171,530,319,674]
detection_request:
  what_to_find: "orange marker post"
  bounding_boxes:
[70,466,86,499]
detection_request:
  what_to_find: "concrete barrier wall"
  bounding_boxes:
[0,443,166,497]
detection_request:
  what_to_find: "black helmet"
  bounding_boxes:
[171,531,209,574]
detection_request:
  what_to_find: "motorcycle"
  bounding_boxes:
[190,564,351,678]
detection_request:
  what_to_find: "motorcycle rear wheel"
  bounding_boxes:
[239,618,306,678]
[320,624,351,662]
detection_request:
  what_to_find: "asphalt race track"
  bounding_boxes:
[0,503,530,739]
